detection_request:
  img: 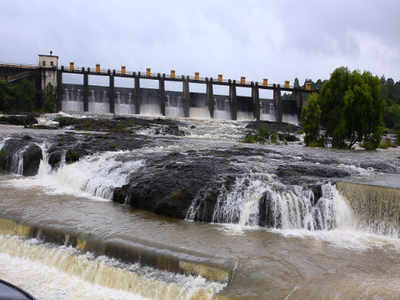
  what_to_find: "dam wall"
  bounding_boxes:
[61,84,298,122]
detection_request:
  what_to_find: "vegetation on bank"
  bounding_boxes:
[301,67,389,150]
[286,73,400,132]
[242,127,282,144]
[0,80,56,113]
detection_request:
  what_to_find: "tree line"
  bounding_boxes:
[283,73,400,132]
[0,79,56,114]
[300,67,399,150]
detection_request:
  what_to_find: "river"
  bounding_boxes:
[1,116,400,300]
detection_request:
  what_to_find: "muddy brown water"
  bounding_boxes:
[1,175,400,300]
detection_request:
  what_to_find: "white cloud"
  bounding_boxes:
[1,0,399,84]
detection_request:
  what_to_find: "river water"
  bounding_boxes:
[1,117,400,300]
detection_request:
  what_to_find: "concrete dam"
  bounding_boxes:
[1,54,317,123]
[61,83,298,122]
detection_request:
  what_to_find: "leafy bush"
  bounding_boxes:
[65,150,79,164]
[241,126,271,144]
[301,67,385,150]
[242,134,257,143]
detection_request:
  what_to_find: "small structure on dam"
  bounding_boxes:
[0,54,318,122]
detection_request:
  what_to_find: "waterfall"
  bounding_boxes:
[10,147,145,201]
[0,234,225,300]
[8,144,29,176]
[189,175,354,231]
[211,176,271,226]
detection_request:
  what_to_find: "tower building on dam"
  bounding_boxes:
[0,53,316,123]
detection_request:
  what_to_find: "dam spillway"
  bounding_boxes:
[61,83,299,123]
[1,116,400,299]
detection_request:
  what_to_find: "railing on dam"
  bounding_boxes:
[60,64,316,93]
[56,64,317,122]
[0,61,318,123]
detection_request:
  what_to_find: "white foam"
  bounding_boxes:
[5,149,144,201]
[0,235,225,300]
[337,163,374,176]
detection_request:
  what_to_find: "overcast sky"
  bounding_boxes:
[1,0,399,90]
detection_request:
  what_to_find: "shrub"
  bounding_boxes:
[271,131,278,144]
[65,150,79,164]
[242,134,257,144]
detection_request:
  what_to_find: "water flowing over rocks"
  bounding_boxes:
[3,114,400,299]
[1,114,400,231]
[0,138,43,176]
[113,152,245,221]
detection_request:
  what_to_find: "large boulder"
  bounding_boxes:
[0,138,43,176]
[277,164,351,181]
[113,152,242,221]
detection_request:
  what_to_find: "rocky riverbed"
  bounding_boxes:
[1,113,400,229]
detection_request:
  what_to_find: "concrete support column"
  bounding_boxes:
[295,89,303,121]
[273,84,282,123]
[83,72,89,112]
[109,75,115,114]
[56,70,63,112]
[159,73,166,116]
[183,77,190,118]
[229,80,237,120]
[134,74,141,114]
[252,82,260,120]
[206,78,214,118]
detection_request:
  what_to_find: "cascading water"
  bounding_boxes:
[10,146,144,201]
[12,145,27,175]
[0,234,225,300]
[189,174,354,231]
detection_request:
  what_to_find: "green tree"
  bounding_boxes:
[12,79,35,112]
[42,83,57,112]
[302,67,385,150]
[384,100,400,129]
[301,93,322,146]
[0,80,12,112]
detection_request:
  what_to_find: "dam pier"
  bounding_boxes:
[1,53,317,123]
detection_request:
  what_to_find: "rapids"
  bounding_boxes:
[1,115,400,299]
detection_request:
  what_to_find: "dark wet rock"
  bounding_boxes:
[200,146,281,159]
[0,138,42,176]
[22,144,43,176]
[48,150,63,169]
[45,132,152,168]
[310,185,323,205]
[278,133,299,142]
[113,152,244,221]
[0,114,38,127]
[55,116,187,135]
[360,161,399,174]
[277,164,351,180]
[154,124,185,136]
